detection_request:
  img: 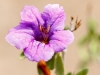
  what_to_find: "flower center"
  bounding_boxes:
[39,25,50,44]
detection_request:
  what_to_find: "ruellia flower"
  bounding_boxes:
[5,4,74,62]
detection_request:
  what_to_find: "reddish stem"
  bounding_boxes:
[38,60,50,75]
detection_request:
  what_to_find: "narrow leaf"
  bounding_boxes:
[46,54,55,70]
[19,51,25,60]
[89,40,98,57]
[67,72,72,75]
[87,18,97,32]
[79,35,90,46]
[37,67,43,75]
[76,68,88,75]
[55,53,64,75]
[64,25,69,30]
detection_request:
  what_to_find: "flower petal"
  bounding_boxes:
[49,30,74,52]
[24,40,54,62]
[42,4,66,32]
[21,6,44,25]
[5,23,34,49]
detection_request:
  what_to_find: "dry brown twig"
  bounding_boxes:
[70,16,81,32]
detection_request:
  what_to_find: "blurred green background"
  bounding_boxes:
[0,0,100,75]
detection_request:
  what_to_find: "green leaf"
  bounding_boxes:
[46,54,55,70]
[89,40,98,59]
[64,25,69,30]
[37,67,43,75]
[67,72,72,75]
[79,36,89,46]
[19,51,25,60]
[87,18,97,32]
[79,33,93,46]
[55,53,64,75]
[76,68,88,75]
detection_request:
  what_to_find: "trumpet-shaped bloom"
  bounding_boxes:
[5,4,74,62]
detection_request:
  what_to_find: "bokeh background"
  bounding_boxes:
[0,0,100,75]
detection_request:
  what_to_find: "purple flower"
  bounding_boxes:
[5,4,74,62]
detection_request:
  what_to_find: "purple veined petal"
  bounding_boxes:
[9,23,34,36]
[20,6,44,26]
[16,22,43,41]
[41,4,66,32]
[5,23,35,50]
[24,40,54,62]
[49,30,74,52]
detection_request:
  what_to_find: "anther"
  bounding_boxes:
[39,25,50,34]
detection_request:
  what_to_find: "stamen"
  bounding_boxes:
[39,24,43,32]
[38,25,50,44]
[46,25,50,34]
[39,25,50,34]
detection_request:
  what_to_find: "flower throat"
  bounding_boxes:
[39,25,50,44]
